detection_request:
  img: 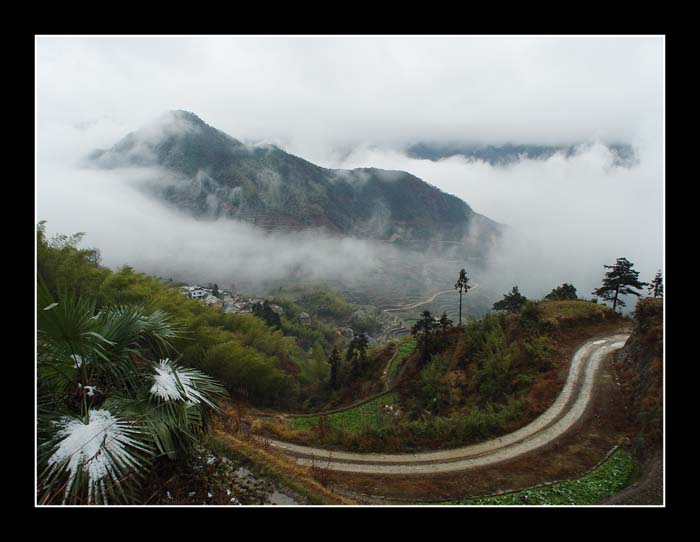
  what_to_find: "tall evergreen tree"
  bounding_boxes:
[356,332,369,367]
[328,347,341,389]
[592,257,647,312]
[438,311,453,338]
[412,310,437,364]
[648,270,664,298]
[346,335,359,377]
[252,300,282,328]
[454,269,472,325]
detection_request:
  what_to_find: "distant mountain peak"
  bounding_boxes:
[162,109,207,126]
[405,141,638,168]
[88,112,502,253]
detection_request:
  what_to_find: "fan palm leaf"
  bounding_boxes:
[38,408,153,505]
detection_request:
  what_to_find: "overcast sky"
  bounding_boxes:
[37,35,662,151]
[36,35,664,307]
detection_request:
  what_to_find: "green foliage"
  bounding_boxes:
[36,224,331,410]
[415,356,451,416]
[329,347,341,389]
[545,283,578,301]
[519,301,548,335]
[345,331,370,377]
[36,278,227,505]
[461,312,505,364]
[291,393,399,433]
[298,341,330,392]
[324,398,524,452]
[592,257,647,312]
[493,286,527,313]
[389,340,416,379]
[412,310,438,363]
[477,324,514,402]
[522,335,554,372]
[37,222,110,301]
[647,270,663,299]
[454,268,472,325]
[350,308,384,336]
[634,297,663,333]
[438,312,453,335]
[452,449,634,505]
[252,300,282,329]
[199,341,290,406]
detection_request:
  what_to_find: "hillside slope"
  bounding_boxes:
[88,111,501,249]
[605,297,663,505]
[613,297,663,453]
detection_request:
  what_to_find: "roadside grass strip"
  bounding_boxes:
[291,393,399,433]
[448,449,634,505]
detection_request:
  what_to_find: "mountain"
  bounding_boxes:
[88,111,502,248]
[405,141,637,167]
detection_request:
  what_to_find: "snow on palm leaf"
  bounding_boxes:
[45,409,151,504]
[149,359,224,410]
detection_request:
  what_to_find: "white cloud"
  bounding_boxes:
[36,35,664,310]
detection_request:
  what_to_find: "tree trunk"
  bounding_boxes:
[459,291,463,326]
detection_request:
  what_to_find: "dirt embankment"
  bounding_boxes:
[603,298,663,505]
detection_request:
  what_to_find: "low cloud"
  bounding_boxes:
[36,35,663,312]
[322,140,663,307]
[37,115,662,313]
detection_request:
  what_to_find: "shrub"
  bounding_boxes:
[634,298,663,333]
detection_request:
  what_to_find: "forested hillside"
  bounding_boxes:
[88,111,501,249]
[37,223,393,411]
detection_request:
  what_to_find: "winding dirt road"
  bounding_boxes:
[265,333,629,474]
[382,289,455,312]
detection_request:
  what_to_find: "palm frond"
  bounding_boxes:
[38,408,153,505]
[148,359,227,410]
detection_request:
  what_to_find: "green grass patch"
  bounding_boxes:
[389,340,416,379]
[291,392,399,433]
[539,300,609,321]
[448,449,634,505]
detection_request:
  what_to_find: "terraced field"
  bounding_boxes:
[290,392,400,434]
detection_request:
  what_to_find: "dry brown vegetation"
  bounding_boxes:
[212,411,355,505]
[613,298,663,452]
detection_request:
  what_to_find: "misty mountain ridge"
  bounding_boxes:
[405,141,637,167]
[88,110,502,253]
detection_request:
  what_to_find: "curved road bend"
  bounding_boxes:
[382,289,455,313]
[265,333,629,474]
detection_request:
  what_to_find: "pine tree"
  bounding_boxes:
[356,332,369,367]
[493,286,527,312]
[346,335,359,377]
[328,347,341,389]
[592,257,647,312]
[412,310,437,364]
[454,269,472,325]
[648,270,663,298]
[438,311,453,337]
